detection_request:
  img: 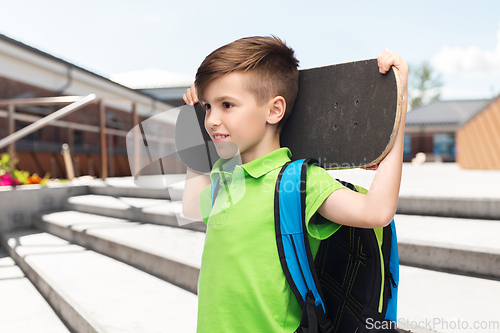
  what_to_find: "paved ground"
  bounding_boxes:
[327,162,500,199]
[69,162,500,199]
[0,248,71,333]
[37,162,500,333]
[397,265,500,333]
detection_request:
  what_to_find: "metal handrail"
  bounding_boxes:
[0,94,145,180]
[0,95,86,106]
[0,109,174,143]
[0,94,97,149]
[0,94,178,179]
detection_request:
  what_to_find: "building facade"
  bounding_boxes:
[0,33,185,179]
[404,98,499,169]
[456,97,500,169]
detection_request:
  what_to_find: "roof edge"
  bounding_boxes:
[459,93,500,127]
[0,33,170,104]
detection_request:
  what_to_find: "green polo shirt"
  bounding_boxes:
[197,147,347,333]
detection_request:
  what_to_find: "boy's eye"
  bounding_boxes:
[223,102,233,109]
[204,103,211,111]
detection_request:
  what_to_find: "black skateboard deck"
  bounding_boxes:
[281,58,402,169]
[175,58,402,173]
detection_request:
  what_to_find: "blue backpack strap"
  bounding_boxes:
[210,164,237,207]
[275,159,332,332]
[210,176,220,206]
[385,219,399,322]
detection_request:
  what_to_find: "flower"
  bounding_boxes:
[0,173,20,186]
[28,174,42,184]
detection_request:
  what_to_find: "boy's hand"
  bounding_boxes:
[181,83,211,221]
[183,84,199,106]
[377,49,408,92]
[361,50,407,172]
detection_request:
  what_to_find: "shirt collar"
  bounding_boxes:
[242,147,292,178]
[209,147,292,183]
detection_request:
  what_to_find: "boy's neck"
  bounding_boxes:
[240,134,281,164]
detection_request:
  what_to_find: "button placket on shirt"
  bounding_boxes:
[231,167,240,189]
[218,171,232,203]
[227,166,244,202]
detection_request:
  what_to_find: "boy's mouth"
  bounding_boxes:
[213,134,229,142]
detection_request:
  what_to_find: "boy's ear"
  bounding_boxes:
[266,96,286,125]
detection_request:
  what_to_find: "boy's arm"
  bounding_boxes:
[181,85,211,220]
[183,167,211,220]
[318,49,408,229]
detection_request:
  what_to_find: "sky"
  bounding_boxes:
[0,0,499,101]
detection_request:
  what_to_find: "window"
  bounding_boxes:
[74,130,83,145]
[433,133,455,161]
[403,135,412,157]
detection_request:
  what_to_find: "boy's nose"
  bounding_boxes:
[205,110,222,129]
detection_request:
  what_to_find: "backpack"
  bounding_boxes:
[210,158,399,333]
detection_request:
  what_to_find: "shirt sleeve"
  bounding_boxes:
[305,164,348,240]
[199,184,212,225]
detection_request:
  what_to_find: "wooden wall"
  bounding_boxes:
[456,97,500,169]
[12,151,186,179]
[1,75,186,178]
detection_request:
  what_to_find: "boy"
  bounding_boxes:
[182,35,408,332]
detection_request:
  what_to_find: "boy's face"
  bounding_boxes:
[201,72,275,162]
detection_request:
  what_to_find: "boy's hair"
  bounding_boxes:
[195,35,300,133]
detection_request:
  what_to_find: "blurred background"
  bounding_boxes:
[0,0,500,178]
[1,1,500,333]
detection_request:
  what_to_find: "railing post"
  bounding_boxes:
[88,158,94,177]
[99,100,108,180]
[108,132,114,177]
[7,104,15,163]
[67,128,74,155]
[62,143,75,181]
[131,102,139,178]
[50,157,57,178]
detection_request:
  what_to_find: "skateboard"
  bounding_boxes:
[281,58,402,169]
[175,58,403,173]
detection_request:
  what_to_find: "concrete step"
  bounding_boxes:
[86,176,185,201]
[395,214,500,279]
[398,265,500,333]
[326,166,500,220]
[59,196,500,281]
[65,194,206,232]
[397,196,500,220]
[0,248,71,333]
[397,163,500,220]
[1,228,198,333]
[35,210,204,293]
[87,173,500,219]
